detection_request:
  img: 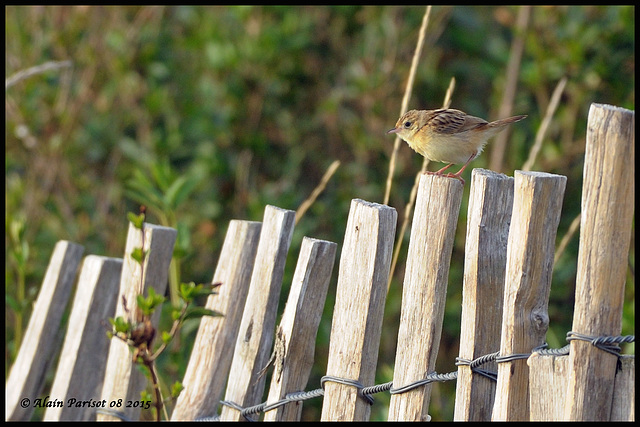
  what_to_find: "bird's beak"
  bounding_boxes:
[387,127,400,135]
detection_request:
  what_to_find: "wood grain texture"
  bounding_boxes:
[492,171,566,421]
[44,256,123,421]
[529,353,635,421]
[6,241,84,421]
[564,104,634,421]
[98,223,176,421]
[454,169,513,421]
[610,357,635,421]
[388,174,463,421]
[321,199,397,421]
[263,237,337,421]
[527,353,569,421]
[219,206,295,421]
[171,220,261,420]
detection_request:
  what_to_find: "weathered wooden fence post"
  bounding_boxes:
[263,237,337,421]
[171,220,262,420]
[610,357,635,421]
[5,241,84,421]
[97,223,176,421]
[529,345,634,421]
[387,174,463,421]
[564,103,634,421]
[44,255,123,421]
[454,169,514,421]
[492,171,566,421]
[527,351,569,420]
[219,206,295,421]
[321,199,397,421]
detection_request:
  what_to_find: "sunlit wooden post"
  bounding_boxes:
[171,220,262,420]
[454,170,513,421]
[492,171,566,421]
[219,206,295,421]
[98,223,176,421]
[388,175,463,421]
[6,241,84,421]
[44,256,122,421]
[564,104,634,421]
[263,237,337,421]
[321,199,397,421]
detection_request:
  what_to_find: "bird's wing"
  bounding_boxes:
[428,109,488,134]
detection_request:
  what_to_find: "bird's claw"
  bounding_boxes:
[423,171,465,184]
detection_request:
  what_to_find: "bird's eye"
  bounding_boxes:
[403,121,412,128]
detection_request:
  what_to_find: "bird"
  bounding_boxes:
[387,108,527,182]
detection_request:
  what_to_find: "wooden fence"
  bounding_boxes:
[6,103,634,421]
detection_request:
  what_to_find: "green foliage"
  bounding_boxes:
[161,330,172,344]
[109,315,132,336]
[140,389,153,402]
[130,247,148,265]
[5,6,634,421]
[105,267,220,420]
[176,281,223,320]
[178,281,221,303]
[127,212,146,229]
[137,287,166,316]
[170,381,184,399]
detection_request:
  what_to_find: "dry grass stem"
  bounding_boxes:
[384,6,432,206]
[388,76,456,291]
[295,160,341,225]
[489,5,530,172]
[388,164,423,291]
[441,76,455,110]
[5,60,73,90]
[523,76,567,171]
[554,213,581,265]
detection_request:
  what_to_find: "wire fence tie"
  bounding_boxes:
[321,375,375,405]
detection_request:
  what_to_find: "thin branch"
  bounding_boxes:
[489,5,530,172]
[384,6,432,205]
[140,351,164,422]
[523,76,567,171]
[5,60,73,90]
[295,160,340,225]
[388,76,456,291]
[554,213,581,265]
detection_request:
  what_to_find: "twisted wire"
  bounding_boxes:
[204,332,633,421]
[566,332,635,356]
[321,375,374,405]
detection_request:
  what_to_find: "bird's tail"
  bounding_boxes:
[489,114,527,128]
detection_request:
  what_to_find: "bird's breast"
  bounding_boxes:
[408,132,484,164]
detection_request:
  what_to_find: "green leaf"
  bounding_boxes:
[171,307,183,321]
[179,281,220,302]
[150,160,175,192]
[127,212,146,229]
[130,247,147,265]
[140,389,152,402]
[172,221,191,260]
[163,176,189,210]
[126,169,165,210]
[109,316,131,334]
[137,287,165,315]
[183,306,223,321]
[171,381,184,398]
[163,171,203,210]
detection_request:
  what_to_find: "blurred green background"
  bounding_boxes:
[5,5,634,421]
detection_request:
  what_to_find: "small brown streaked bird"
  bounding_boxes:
[387,108,527,182]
